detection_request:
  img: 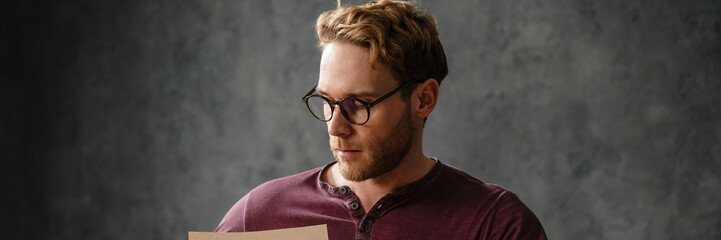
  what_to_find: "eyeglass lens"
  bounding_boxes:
[306,96,369,124]
[340,99,368,123]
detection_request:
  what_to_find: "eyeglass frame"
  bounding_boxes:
[301,79,426,125]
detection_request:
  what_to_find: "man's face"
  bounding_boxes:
[316,42,415,182]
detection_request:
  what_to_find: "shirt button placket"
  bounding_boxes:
[359,223,369,232]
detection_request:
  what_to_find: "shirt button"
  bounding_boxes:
[359,223,369,232]
[339,187,347,195]
[350,202,360,210]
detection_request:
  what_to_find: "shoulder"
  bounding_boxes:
[486,190,548,240]
[245,166,328,208]
[215,166,325,232]
[434,163,508,198]
[435,163,548,239]
[248,166,323,198]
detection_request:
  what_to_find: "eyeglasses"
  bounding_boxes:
[302,80,423,125]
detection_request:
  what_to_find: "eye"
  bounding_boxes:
[342,99,366,112]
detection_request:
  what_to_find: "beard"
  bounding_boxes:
[331,106,415,182]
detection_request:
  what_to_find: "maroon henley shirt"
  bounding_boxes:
[216,160,547,239]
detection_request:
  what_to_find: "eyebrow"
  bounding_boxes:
[316,88,379,100]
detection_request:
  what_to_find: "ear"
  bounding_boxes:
[412,78,439,120]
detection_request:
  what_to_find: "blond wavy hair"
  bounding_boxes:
[316,0,448,96]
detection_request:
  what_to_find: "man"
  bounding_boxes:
[216,1,547,239]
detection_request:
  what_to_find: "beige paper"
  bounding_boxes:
[189,224,328,240]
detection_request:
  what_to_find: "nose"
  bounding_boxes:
[327,106,352,137]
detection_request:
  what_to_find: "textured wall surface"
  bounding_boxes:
[3,0,720,239]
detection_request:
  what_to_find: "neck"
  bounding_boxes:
[324,145,436,213]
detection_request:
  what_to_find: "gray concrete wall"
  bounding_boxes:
[3,0,719,239]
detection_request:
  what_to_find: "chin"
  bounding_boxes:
[335,157,373,182]
[336,156,361,170]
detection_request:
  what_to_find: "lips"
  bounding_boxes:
[334,149,362,158]
[331,138,363,158]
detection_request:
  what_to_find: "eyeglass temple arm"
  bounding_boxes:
[302,85,318,100]
[366,79,425,108]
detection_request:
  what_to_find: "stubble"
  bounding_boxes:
[333,107,415,182]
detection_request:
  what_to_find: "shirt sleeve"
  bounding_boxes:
[214,195,249,232]
[488,191,548,240]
